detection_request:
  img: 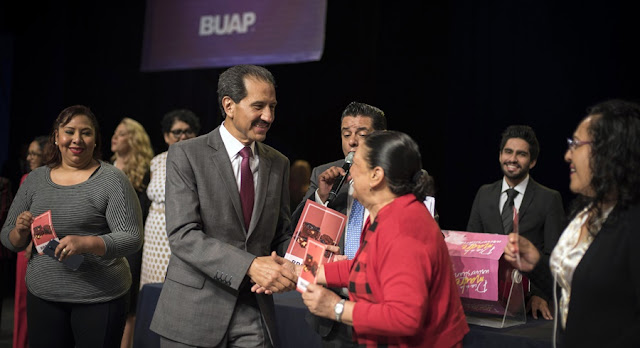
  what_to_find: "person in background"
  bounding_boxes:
[504,99,640,347]
[289,159,311,210]
[13,135,48,348]
[139,109,200,288]
[0,176,13,345]
[150,65,297,347]
[467,125,565,320]
[22,136,50,184]
[301,130,469,347]
[1,105,143,348]
[111,117,154,348]
[290,101,386,348]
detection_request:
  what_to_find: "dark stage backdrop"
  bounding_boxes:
[2,1,640,231]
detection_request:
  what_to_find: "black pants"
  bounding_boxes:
[321,322,359,348]
[27,290,128,348]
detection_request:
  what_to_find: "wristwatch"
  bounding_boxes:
[334,299,346,322]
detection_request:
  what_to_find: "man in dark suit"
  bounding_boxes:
[467,125,565,320]
[291,101,386,347]
[151,65,297,347]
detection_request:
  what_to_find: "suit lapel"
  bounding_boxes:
[208,128,246,231]
[248,142,271,237]
[490,181,505,233]
[519,178,537,222]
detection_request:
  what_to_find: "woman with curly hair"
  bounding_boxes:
[111,118,154,195]
[111,117,153,348]
[504,99,640,347]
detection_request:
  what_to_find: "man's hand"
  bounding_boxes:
[247,252,298,293]
[252,252,301,294]
[503,233,540,272]
[317,166,348,203]
[528,295,553,320]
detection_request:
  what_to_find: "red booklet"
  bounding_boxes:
[285,199,347,265]
[296,239,327,293]
[31,210,59,255]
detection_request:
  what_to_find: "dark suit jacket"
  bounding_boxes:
[467,178,565,300]
[150,127,292,347]
[290,159,352,339]
[562,203,640,347]
[291,159,349,232]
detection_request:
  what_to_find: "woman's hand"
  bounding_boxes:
[503,233,540,272]
[332,254,348,262]
[55,235,105,260]
[10,211,34,248]
[325,245,346,262]
[302,283,342,320]
[24,241,34,259]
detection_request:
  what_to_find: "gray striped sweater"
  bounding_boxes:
[0,161,142,303]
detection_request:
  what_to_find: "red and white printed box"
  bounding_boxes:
[31,210,59,255]
[285,200,346,266]
[296,239,327,293]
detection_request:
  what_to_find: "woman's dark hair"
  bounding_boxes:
[363,130,435,200]
[34,135,49,154]
[161,109,201,135]
[44,105,102,167]
[571,99,640,235]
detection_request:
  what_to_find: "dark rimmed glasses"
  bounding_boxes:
[170,128,195,138]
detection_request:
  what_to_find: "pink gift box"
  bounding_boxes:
[443,230,510,302]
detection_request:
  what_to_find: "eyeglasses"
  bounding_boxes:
[567,138,593,151]
[170,129,194,138]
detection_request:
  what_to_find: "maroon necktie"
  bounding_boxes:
[239,147,254,229]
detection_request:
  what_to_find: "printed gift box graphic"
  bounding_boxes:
[443,230,527,328]
[285,200,346,266]
[443,230,508,301]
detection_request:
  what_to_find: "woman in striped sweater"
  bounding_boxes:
[0,105,143,348]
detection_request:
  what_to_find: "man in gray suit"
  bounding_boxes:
[290,101,386,347]
[151,65,297,347]
[467,125,565,321]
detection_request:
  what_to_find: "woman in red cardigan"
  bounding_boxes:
[301,130,469,348]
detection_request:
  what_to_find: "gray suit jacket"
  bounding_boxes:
[290,159,351,339]
[150,126,292,347]
[467,178,566,300]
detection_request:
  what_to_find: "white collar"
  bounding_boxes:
[501,175,530,195]
[220,121,256,159]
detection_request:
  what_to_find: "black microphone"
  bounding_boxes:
[326,151,355,205]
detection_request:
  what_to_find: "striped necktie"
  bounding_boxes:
[501,188,518,234]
